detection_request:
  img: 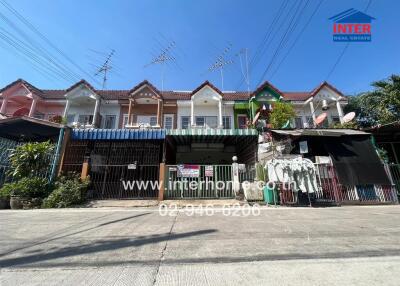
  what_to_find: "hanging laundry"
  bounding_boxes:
[265,157,319,193]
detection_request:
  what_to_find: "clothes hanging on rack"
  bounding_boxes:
[265,157,318,193]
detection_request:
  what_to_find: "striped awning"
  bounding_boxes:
[71,129,166,140]
[166,128,258,136]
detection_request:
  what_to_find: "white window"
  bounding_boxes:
[304,116,313,128]
[181,116,190,129]
[222,116,231,129]
[164,114,174,129]
[103,115,116,129]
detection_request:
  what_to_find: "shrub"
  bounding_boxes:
[269,102,296,129]
[0,184,12,200]
[6,177,52,199]
[42,174,90,208]
[8,141,55,179]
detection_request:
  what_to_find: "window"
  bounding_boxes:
[195,116,218,128]
[67,114,75,124]
[181,116,190,129]
[237,115,248,129]
[294,117,303,129]
[104,115,116,129]
[149,116,157,127]
[33,112,45,120]
[136,115,157,127]
[164,114,174,129]
[223,116,231,129]
[196,116,205,127]
[78,115,93,125]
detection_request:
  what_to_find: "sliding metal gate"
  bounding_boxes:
[62,140,161,199]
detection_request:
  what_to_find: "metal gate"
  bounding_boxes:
[62,140,162,199]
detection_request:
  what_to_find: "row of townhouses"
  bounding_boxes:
[0,78,347,130]
[1,77,396,206]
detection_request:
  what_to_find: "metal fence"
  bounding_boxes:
[165,165,236,199]
[278,163,399,206]
[89,164,159,199]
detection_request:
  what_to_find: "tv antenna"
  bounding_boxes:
[94,49,115,90]
[236,48,250,95]
[144,41,176,92]
[205,43,234,90]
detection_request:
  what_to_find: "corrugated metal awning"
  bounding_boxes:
[71,129,166,140]
[166,128,258,136]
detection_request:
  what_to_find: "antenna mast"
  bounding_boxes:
[144,41,176,93]
[237,48,250,95]
[206,43,234,90]
[94,49,115,90]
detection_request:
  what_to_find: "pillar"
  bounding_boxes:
[336,100,344,124]
[127,99,132,127]
[81,156,90,180]
[218,100,223,128]
[309,101,316,127]
[0,97,8,114]
[158,163,165,201]
[28,98,37,117]
[63,99,70,118]
[156,99,162,127]
[92,98,100,126]
[190,100,194,127]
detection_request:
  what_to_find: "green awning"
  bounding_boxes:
[166,128,257,136]
[234,102,249,110]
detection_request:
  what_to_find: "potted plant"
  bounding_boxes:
[9,177,52,209]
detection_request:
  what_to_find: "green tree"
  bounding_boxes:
[347,74,400,127]
[269,102,296,129]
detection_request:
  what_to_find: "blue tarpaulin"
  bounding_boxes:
[71,129,166,140]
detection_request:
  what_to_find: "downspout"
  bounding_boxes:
[50,127,65,182]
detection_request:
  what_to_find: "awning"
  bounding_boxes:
[166,128,257,136]
[271,129,370,137]
[234,102,249,109]
[71,129,166,140]
[0,116,62,141]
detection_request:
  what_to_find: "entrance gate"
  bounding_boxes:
[62,140,162,199]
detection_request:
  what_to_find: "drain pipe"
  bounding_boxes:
[50,127,65,182]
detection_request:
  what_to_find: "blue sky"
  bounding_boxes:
[0,0,399,95]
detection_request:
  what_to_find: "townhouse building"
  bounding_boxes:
[0,78,347,130]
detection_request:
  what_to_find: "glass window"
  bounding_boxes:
[331,116,340,125]
[104,115,116,129]
[205,116,218,128]
[223,116,231,129]
[304,116,313,128]
[67,114,75,124]
[294,117,303,129]
[164,115,174,129]
[181,116,190,129]
[237,115,247,129]
[196,116,205,127]
[122,114,129,128]
[150,116,157,126]
[78,115,93,125]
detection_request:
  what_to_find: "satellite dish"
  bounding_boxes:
[343,112,356,123]
[314,113,327,126]
[252,111,260,125]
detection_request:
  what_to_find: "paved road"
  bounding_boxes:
[1,205,400,285]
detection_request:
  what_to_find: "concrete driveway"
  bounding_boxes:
[1,205,400,285]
